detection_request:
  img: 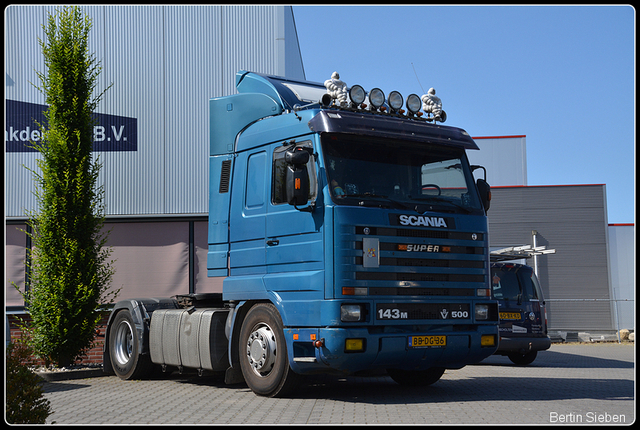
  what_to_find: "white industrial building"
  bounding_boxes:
[5,5,634,335]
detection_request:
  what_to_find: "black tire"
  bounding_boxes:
[238,303,301,397]
[387,367,445,386]
[508,350,537,365]
[108,310,153,380]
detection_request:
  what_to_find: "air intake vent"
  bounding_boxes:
[219,160,231,193]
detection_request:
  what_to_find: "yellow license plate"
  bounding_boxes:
[409,335,446,348]
[500,312,521,320]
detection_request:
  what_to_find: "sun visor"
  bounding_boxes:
[308,110,479,150]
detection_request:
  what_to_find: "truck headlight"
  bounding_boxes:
[475,304,489,321]
[341,304,365,322]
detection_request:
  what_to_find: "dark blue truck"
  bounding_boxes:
[490,261,551,364]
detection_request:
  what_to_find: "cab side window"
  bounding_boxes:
[271,141,317,205]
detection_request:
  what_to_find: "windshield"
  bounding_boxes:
[492,265,540,302]
[321,134,483,213]
[492,269,521,301]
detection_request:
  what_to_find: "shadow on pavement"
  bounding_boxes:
[476,348,634,369]
[292,373,634,404]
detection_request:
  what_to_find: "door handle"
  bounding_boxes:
[266,239,279,246]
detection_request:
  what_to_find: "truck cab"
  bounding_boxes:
[209,71,498,393]
[490,261,551,364]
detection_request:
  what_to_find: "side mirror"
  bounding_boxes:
[285,148,310,207]
[476,178,491,212]
[285,147,310,166]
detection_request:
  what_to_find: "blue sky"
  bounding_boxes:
[292,5,635,224]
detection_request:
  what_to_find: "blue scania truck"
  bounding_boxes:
[103,71,499,397]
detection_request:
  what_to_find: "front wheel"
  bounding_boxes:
[238,303,301,397]
[108,310,153,379]
[387,367,445,386]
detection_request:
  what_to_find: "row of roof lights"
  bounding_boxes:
[346,84,423,116]
[320,72,445,121]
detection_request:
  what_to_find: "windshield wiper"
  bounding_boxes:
[409,196,473,213]
[342,193,413,210]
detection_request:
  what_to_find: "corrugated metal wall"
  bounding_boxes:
[467,136,528,186]
[5,5,304,217]
[488,185,613,331]
[607,224,635,330]
[5,6,47,217]
[101,6,166,215]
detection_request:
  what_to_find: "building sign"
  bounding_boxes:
[5,99,137,152]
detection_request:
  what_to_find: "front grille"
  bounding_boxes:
[356,272,484,282]
[370,287,475,296]
[340,223,488,298]
[355,255,484,268]
[356,226,483,241]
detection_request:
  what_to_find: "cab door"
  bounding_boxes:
[265,140,324,276]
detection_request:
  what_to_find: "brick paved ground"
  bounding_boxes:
[40,343,634,425]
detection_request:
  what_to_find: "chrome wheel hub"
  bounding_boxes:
[246,324,277,377]
[114,320,134,366]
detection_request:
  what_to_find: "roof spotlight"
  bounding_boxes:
[369,88,385,109]
[349,85,366,106]
[320,93,333,107]
[388,91,403,111]
[406,93,422,114]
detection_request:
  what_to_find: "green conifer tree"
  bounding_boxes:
[22,6,118,367]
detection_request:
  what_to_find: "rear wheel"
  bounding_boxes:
[109,310,153,379]
[238,303,300,397]
[508,350,537,365]
[387,367,445,386]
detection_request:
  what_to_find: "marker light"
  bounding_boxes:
[369,88,385,109]
[345,338,365,352]
[342,287,367,296]
[481,334,496,347]
[388,91,403,111]
[406,94,421,114]
[349,85,366,105]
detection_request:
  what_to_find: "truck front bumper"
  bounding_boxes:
[285,325,499,375]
